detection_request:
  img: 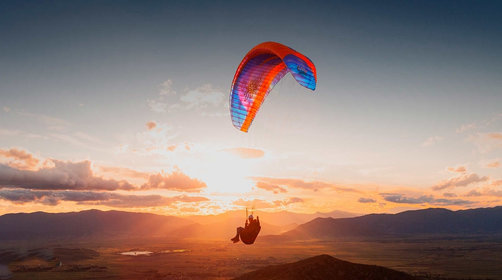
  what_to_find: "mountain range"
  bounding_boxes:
[1,206,502,241]
[283,206,502,239]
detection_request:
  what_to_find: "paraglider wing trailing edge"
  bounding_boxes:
[229,41,317,132]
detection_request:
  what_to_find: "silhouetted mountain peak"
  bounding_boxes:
[235,254,416,280]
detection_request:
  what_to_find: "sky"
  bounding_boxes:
[0,0,501,216]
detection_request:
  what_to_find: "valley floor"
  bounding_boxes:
[1,236,501,280]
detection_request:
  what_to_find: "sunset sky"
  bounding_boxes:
[1,0,501,216]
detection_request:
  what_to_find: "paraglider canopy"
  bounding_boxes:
[230,41,317,132]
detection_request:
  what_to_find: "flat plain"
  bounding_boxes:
[2,235,501,280]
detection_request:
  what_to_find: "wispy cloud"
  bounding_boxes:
[252,177,359,193]
[0,148,40,170]
[141,170,206,193]
[98,166,149,179]
[180,84,224,109]
[358,197,376,203]
[233,197,304,209]
[0,189,208,208]
[223,147,265,159]
[421,136,443,147]
[145,121,157,130]
[18,111,70,131]
[254,181,287,194]
[484,160,500,168]
[447,166,467,173]
[381,193,472,206]
[468,132,502,153]
[432,173,489,191]
[465,185,502,197]
[456,123,475,133]
[147,79,176,113]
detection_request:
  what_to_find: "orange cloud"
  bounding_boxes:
[0,189,208,208]
[146,121,157,130]
[223,147,264,159]
[99,166,149,179]
[485,160,500,168]
[469,132,502,152]
[447,166,466,173]
[252,177,358,193]
[0,148,39,170]
[142,171,206,192]
[0,160,135,191]
[233,197,304,209]
[255,181,287,194]
[432,173,489,191]
[487,133,502,140]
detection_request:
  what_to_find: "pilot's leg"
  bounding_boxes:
[231,227,244,243]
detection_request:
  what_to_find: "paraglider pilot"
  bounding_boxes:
[231,214,261,245]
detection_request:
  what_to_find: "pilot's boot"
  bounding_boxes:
[230,234,240,243]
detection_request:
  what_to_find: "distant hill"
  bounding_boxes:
[283,206,502,239]
[169,220,297,240]
[176,209,357,240]
[187,209,358,227]
[0,209,194,240]
[234,254,416,280]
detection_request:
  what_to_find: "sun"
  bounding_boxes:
[184,151,255,194]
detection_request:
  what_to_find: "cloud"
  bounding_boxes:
[381,193,472,206]
[358,197,376,203]
[126,123,178,155]
[485,160,500,168]
[233,197,304,209]
[468,132,502,152]
[0,148,40,170]
[465,186,502,197]
[0,160,135,191]
[147,80,176,113]
[432,173,489,191]
[180,84,224,109]
[487,133,502,140]
[0,189,208,208]
[159,79,176,96]
[251,177,359,193]
[447,166,466,173]
[283,197,304,205]
[421,136,443,147]
[456,123,475,133]
[146,121,157,130]
[2,106,10,113]
[443,193,457,197]
[18,112,70,131]
[255,181,287,194]
[147,99,169,113]
[98,166,149,179]
[233,198,277,209]
[223,147,265,159]
[491,179,502,187]
[141,171,206,192]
